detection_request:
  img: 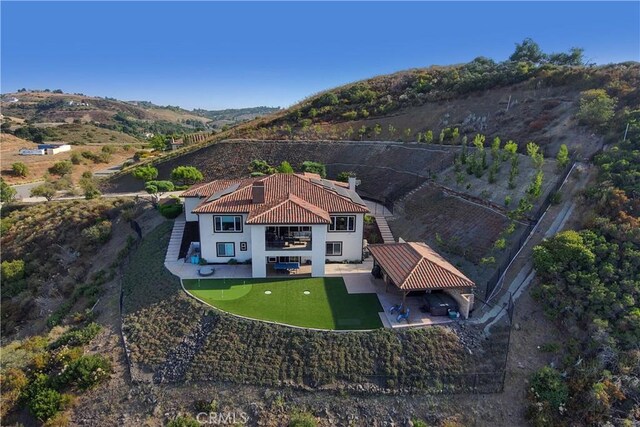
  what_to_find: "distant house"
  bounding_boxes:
[182,173,369,277]
[368,242,476,318]
[20,143,71,156]
[38,143,71,155]
[170,137,184,150]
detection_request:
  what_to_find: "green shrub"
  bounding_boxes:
[28,387,65,421]
[0,368,28,418]
[576,89,616,129]
[22,374,64,421]
[301,161,326,178]
[159,202,183,219]
[48,160,73,176]
[289,412,317,427]
[70,152,82,165]
[1,259,26,296]
[167,416,200,427]
[50,322,102,349]
[11,162,28,177]
[55,354,111,390]
[530,366,568,409]
[81,220,112,245]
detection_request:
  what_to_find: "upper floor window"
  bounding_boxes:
[329,215,355,232]
[214,215,243,232]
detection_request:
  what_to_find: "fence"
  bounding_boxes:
[484,159,576,301]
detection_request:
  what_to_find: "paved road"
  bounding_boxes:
[11,181,44,200]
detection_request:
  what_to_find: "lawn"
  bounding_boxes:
[183,277,383,330]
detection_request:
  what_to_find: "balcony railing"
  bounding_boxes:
[265,238,312,251]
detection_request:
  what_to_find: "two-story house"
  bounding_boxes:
[182,173,369,277]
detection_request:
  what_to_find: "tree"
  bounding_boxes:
[576,89,617,129]
[526,142,544,169]
[556,144,570,169]
[48,160,73,176]
[0,178,17,203]
[132,165,158,182]
[145,180,175,205]
[249,159,276,175]
[30,182,57,201]
[373,123,382,138]
[527,171,544,199]
[548,47,584,66]
[149,135,168,151]
[358,125,368,140]
[388,124,396,139]
[509,38,546,64]
[301,161,326,178]
[424,130,433,144]
[170,166,204,186]
[79,173,101,199]
[277,161,294,174]
[337,171,356,182]
[11,162,28,177]
[503,140,518,161]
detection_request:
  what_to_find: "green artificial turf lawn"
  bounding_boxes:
[183,277,383,330]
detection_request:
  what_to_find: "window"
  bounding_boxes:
[326,241,342,256]
[329,215,355,232]
[214,215,242,232]
[216,242,235,257]
[240,242,248,251]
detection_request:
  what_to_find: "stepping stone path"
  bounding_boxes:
[165,214,186,263]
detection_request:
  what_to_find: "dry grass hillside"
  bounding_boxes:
[0,133,134,185]
[1,91,208,126]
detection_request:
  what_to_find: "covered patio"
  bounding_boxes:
[367,242,476,322]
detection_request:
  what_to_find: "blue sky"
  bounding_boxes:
[2,2,639,110]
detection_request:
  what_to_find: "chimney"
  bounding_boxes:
[348,176,357,191]
[252,182,265,204]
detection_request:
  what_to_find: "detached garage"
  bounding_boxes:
[368,242,476,318]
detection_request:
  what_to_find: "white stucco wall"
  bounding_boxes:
[250,224,326,278]
[325,213,364,262]
[184,197,201,222]
[197,213,365,277]
[198,214,252,263]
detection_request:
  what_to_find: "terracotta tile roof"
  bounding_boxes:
[190,174,368,221]
[181,178,256,197]
[368,242,475,290]
[246,194,331,224]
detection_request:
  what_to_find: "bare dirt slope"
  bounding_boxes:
[105,140,454,201]
[333,82,603,159]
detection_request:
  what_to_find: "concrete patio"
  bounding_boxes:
[333,260,454,328]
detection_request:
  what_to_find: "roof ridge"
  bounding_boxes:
[403,257,426,286]
[409,242,473,284]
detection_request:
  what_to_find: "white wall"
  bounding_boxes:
[325,213,364,262]
[184,197,201,222]
[199,214,252,263]
[250,224,326,278]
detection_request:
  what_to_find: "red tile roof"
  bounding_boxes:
[186,174,368,223]
[181,178,256,198]
[368,242,475,290]
[247,194,331,224]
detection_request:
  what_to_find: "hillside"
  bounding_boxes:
[220,61,638,160]
[1,91,280,145]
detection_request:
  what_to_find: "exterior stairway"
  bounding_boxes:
[165,214,186,263]
[375,216,395,244]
